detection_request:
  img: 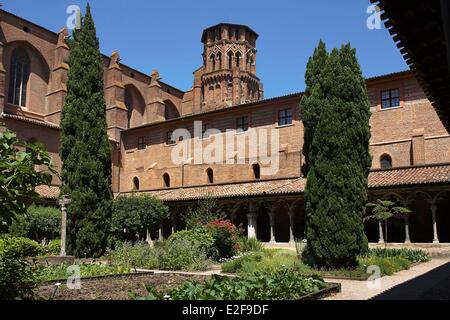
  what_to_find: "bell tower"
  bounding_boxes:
[199,23,263,111]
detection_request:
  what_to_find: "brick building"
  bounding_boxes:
[1,9,449,244]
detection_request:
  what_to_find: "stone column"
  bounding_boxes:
[159,221,164,240]
[247,203,258,239]
[378,220,385,244]
[288,208,295,244]
[431,204,440,244]
[58,196,71,257]
[268,206,276,243]
[171,213,177,235]
[404,215,411,244]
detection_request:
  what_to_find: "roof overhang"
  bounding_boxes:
[371,0,450,127]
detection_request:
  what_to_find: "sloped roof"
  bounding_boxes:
[111,163,450,202]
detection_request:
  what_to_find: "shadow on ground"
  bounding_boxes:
[372,262,450,300]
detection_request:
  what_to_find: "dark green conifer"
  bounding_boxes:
[60,4,112,258]
[302,43,371,268]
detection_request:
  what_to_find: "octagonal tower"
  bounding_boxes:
[198,23,263,111]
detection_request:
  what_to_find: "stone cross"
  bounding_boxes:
[58,195,71,257]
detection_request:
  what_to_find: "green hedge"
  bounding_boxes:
[0,236,44,257]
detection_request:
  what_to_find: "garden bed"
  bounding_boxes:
[35,273,208,300]
[298,282,342,300]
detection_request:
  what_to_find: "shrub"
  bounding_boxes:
[107,238,211,272]
[222,249,310,275]
[157,238,210,271]
[205,220,239,260]
[0,236,44,257]
[44,239,61,256]
[0,240,36,299]
[107,241,159,270]
[135,268,326,300]
[236,237,263,253]
[167,227,216,258]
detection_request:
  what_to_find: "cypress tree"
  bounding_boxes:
[300,40,328,176]
[60,4,112,258]
[303,43,371,268]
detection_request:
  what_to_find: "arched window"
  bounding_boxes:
[133,177,140,191]
[227,52,233,69]
[235,52,241,68]
[8,48,30,107]
[125,88,133,128]
[380,154,393,169]
[163,173,171,188]
[217,52,222,70]
[210,54,216,71]
[253,163,261,180]
[207,168,214,184]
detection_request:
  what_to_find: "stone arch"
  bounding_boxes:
[290,199,306,240]
[4,41,50,114]
[407,191,433,243]
[252,163,261,180]
[378,193,409,243]
[124,84,145,128]
[206,168,214,184]
[433,190,450,243]
[132,177,140,191]
[163,173,171,188]
[256,203,270,242]
[380,153,393,169]
[164,99,180,120]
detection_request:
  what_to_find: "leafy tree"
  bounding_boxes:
[111,195,169,243]
[9,205,61,241]
[184,196,226,229]
[303,43,372,268]
[0,124,55,232]
[365,199,411,246]
[60,4,112,258]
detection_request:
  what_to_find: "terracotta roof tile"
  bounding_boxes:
[42,164,450,202]
[368,164,450,188]
[36,185,60,200]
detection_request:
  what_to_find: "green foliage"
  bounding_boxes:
[107,241,159,270]
[0,249,36,300]
[184,196,225,229]
[157,237,211,271]
[0,124,55,232]
[358,256,411,276]
[299,40,328,176]
[107,237,211,272]
[168,227,216,258]
[111,195,169,243]
[222,249,310,276]
[236,237,263,253]
[365,200,411,244]
[205,220,240,260]
[135,268,326,300]
[34,263,131,282]
[44,239,61,256]
[302,42,371,268]
[0,236,44,257]
[60,4,113,258]
[364,248,429,264]
[9,205,61,242]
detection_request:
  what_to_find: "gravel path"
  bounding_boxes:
[324,259,450,300]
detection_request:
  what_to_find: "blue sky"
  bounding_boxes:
[4,0,408,98]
